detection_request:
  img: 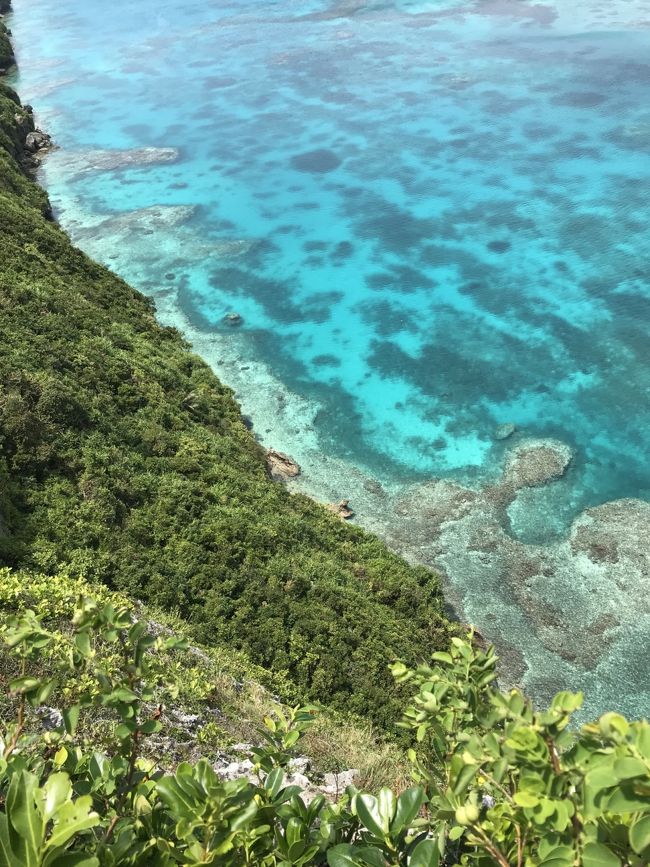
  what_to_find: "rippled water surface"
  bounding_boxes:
[10,0,650,717]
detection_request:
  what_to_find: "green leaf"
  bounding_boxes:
[537,859,575,867]
[584,762,616,792]
[377,788,396,831]
[42,774,71,822]
[392,786,425,835]
[0,813,22,867]
[612,757,647,781]
[513,791,539,808]
[62,705,80,736]
[156,777,197,817]
[44,852,99,867]
[630,815,650,855]
[581,842,620,867]
[409,839,440,867]
[45,796,99,850]
[74,632,92,657]
[286,817,305,850]
[7,771,43,853]
[327,844,386,867]
[606,785,650,814]
[355,795,386,839]
[8,677,41,695]
[265,767,285,799]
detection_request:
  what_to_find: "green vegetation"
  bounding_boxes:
[0,37,453,727]
[0,568,408,788]
[2,594,649,866]
[0,3,13,73]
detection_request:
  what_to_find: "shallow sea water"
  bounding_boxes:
[9,0,650,718]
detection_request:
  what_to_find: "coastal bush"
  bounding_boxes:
[0,568,407,787]
[0,72,453,727]
[1,596,648,866]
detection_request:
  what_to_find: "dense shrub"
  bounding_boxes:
[1,595,648,866]
[0,58,453,727]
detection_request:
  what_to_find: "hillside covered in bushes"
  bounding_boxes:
[0,17,453,728]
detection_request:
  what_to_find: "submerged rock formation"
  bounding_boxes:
[381,437,650,713]
[58,146,179,177]
[502,439,573,490]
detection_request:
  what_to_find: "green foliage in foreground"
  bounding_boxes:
[0,72,452,726]
[1,598,649,866]
[0,568,408,787]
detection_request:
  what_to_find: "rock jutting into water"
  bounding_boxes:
[325,499,355,520]
[266,448,301,481]
[24,128,52,154]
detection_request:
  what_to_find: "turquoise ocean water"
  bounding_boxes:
[9,0,650,717]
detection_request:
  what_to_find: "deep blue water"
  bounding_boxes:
[9,0,650,717]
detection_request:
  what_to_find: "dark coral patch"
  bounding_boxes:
[331,240,354,260]
[487,240,511,254]
[366,272,394,289]
[290,148,342,173]
[553,91,607,108]
[312,354,341,367]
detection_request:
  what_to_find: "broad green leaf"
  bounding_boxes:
[42,774,71,822]
[606,785,650,814]
[8,677,41,695]
[392,786,425,835]
[44,851,99,867]
[599,714,629,739]
[265,767,285,799]
[355,795,386,839]
[613,757,647,781]
[74,632,92,657]
[537,859,575,867]
[62,705,80,736]
[285,817,305,849]
[581,842,620,867]
[53,748,68,768]
[7,771,43,853]
[513,791,539,808]
[327,844,386,867]
[0,813,22,867]
[630,815,650,855]
[584,762,616,792]
[409,839,440,867]
[45,796,99,850]
[377,788,396,831]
